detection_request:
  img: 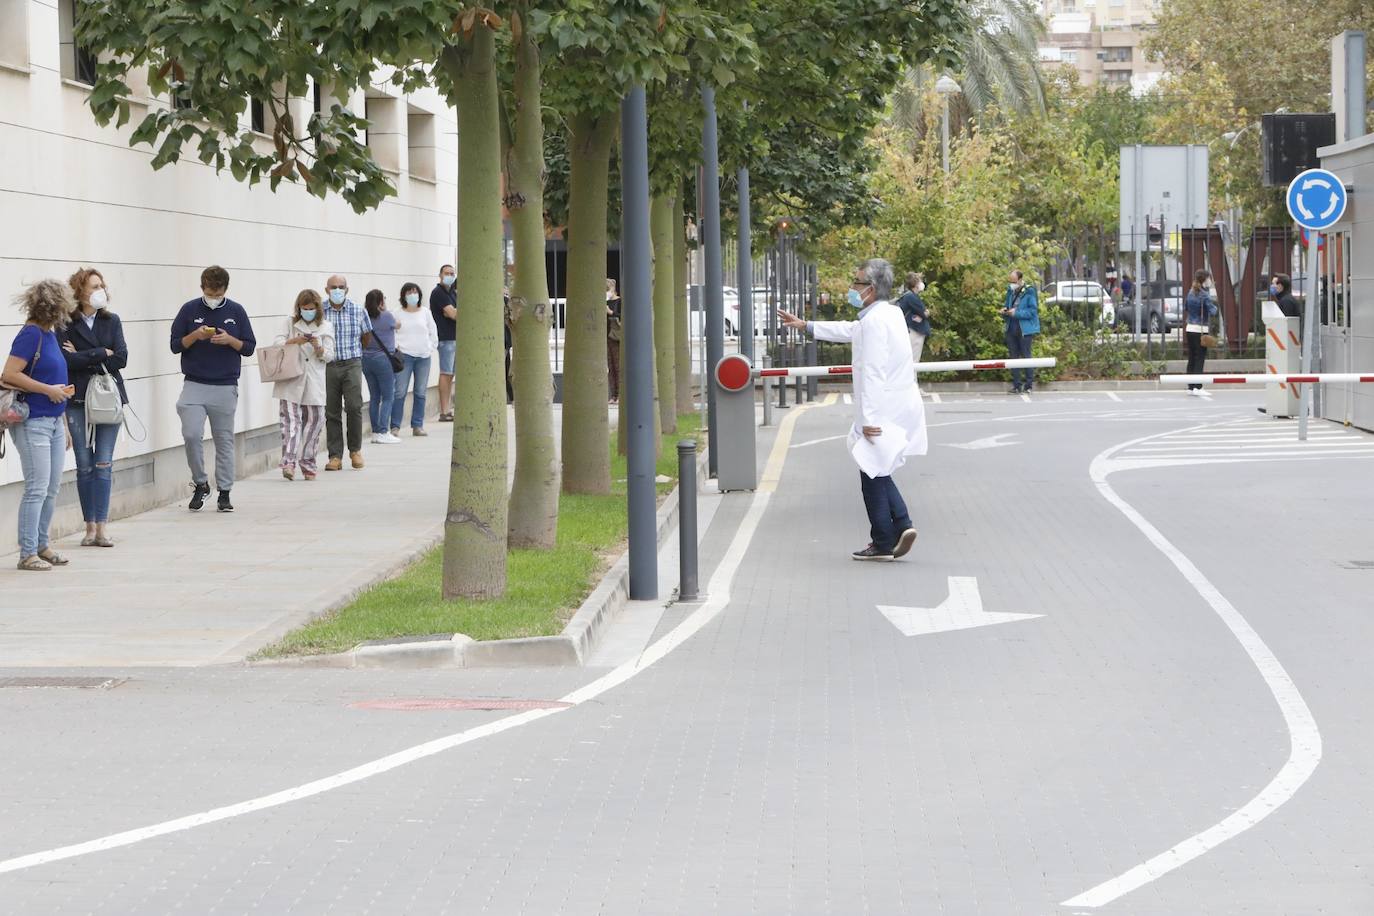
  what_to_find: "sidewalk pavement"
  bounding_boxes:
[0,411,527,668]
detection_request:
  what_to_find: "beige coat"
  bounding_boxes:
[271,317,334,406]
[812,300,928,477]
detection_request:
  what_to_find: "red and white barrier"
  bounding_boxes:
[755,357,1057,379]
[1160,373,1374,386]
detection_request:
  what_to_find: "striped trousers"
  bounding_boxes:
[279,401,325,473]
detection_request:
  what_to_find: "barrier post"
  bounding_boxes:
[760,352,773,427]
[677,440,699,601]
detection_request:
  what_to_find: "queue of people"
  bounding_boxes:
[2,262,466,571]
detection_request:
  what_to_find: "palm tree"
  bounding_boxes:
[890,0,1046,135]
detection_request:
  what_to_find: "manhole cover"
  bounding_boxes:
[349,698,573,712]
[0,676,125,689]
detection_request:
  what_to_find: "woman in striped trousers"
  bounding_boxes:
[273,290,334,480]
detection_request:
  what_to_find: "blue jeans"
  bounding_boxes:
[436,339,456,376]
[392,353,432,430]
[11,415,65,557]
[1005,326,1036,390]
[859,471,913,554]
[66,410,120,523]
[361,351,396,434]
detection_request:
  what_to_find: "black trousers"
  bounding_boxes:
[1185,331,1206,389]
[860,472,913,553]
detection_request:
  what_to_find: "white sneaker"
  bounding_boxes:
[370,432,386,443]
[380,432,402,444]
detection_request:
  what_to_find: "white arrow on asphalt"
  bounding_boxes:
[877,576,1043,637]
[944,433,1019,450]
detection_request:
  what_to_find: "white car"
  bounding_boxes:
[1042,280,1115,326]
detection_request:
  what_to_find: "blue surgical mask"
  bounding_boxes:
[1269,284,1280,297]
[441,274,456,287]
[847,288,865,310]
[405,292,421,307]
[300,309,317,322]
[329,289,346,306]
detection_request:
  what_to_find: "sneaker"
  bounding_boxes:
[350,451,365,469]
[188,482,211,512]
[893,528,918,559]
[217,491,234,513]
[370,433,386,444]
[851,544,895,562]
[1007,386,1022,395]
[412,427,428,437]
[282,466,295,480]
[325,457,343,471]
[380,432,402,444]
[390,427,401,437]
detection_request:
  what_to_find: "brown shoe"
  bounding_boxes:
[412,427,428,437]
[325,457,343,472]
[350,451,365,469]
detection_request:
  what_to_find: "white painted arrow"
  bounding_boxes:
[877,576,1042,637]
[944,433,1019,450]
[1320,194,1339,219]
[1302,176,1332,191]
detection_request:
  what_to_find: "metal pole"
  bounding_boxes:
[700,84,724,479]
[777,235,789,408]
[941,98,950,174]
[677,441,699,601]
[806,264,818,400]
[1298,232,1319,441]
[760,351,773,427]
[737,167,753,361]
[620,84,656,600]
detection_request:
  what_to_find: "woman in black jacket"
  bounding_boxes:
[61,267,129,547]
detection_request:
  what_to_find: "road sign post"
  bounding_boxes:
[1285,168,1348,442]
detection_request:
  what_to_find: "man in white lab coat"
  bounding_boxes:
[779,258,928,561]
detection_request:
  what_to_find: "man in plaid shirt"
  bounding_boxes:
[322,274,373,470]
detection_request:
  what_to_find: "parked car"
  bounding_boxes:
[1115,279,1182,333]
[1042,280,1114,326]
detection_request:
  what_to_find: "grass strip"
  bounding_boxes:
[260,412,702,657]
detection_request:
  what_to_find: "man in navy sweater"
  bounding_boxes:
[169,265,256,512]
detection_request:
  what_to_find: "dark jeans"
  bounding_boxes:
[325,358,364,457]
[1005,326,1036,390]
[1185,331,1206,389]
[860,471,913,554]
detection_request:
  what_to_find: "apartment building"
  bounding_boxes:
[1037,0,1166,93]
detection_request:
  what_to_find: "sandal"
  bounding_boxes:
[17,555,51,571]
[37,548,68,566]
[91,536,115,548]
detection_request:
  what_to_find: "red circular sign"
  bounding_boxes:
[715,355,752,392]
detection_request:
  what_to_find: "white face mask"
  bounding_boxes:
[89,289,108,309]
[203,295,224,309]
[915,282,925,294]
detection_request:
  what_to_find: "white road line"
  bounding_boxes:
[791,434,848,450]
[1063,427,1322,909]
[0,396,833,878]
[843,393,853,405]
[1105,392,1122,402]
[930,392,942,404]
[1130,440,1370,451]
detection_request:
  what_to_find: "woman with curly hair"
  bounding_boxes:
[1,280,76,570]
[61,267,129,547]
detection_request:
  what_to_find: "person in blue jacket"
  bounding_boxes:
[1183,269,1218,396]
[1000,269,1040,394]
[169,265,256,513]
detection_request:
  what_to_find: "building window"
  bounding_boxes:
[364,93,403,173]
[1103,69,1132,84]
[1062,50,1079,64]
[0,0,29,69]
[1102,47,1133,62]
[251,98,266,133]
[59,0,98,85]
[407,105,437,182]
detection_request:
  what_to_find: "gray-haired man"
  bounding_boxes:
[779,258,929,561]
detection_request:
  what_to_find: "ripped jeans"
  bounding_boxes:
[66,408,120,524]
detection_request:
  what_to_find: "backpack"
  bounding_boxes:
[84,365,125,447]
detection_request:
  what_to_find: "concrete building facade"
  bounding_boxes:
[1317,132,1374,433]
[1037,2,1166,93]
[0,0,458,545]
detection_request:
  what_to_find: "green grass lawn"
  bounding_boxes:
[260,412,702,657]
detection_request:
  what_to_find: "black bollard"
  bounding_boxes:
[677,441,699,601]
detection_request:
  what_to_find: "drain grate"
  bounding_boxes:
[350,698,572,712]
[0,676,125,689]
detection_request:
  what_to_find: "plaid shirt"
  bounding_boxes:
[325,298,373,361]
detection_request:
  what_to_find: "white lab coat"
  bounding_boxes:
[812,300,928,478]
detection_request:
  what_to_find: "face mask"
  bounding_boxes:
[89,289,108,309]
[203,295,224,309]
[441,274,456,287]
[847,288,865,310]
[329,289,346,306]
[915,282,925,294]
[1008,283,1017,293]
[405,292,421,307]
[300,309,317,322]
[1269,284,1281,297]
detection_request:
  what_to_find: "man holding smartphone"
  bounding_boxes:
[170,265,256,513]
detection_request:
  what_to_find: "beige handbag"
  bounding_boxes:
[257,337,304,383]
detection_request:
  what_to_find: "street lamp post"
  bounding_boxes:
[935,75,961,174]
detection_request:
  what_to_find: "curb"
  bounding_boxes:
[252,448,709,670]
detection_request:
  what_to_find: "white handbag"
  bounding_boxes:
[84,365,124,447]
[258,338,305,383]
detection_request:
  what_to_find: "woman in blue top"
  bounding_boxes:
[1183,269,1218,396]
[2,280,76,570]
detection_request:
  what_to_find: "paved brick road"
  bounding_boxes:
[2,390,1372,914]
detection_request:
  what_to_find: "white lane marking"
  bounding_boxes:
[1062,427,1322,909]
[1020,393,1032,403]
[1105,392,1122,402]
[877,577,1042,637]
[843,393,853,405]
[930,392,942,404]
[0,396,832,877]
[791,434,847,450]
